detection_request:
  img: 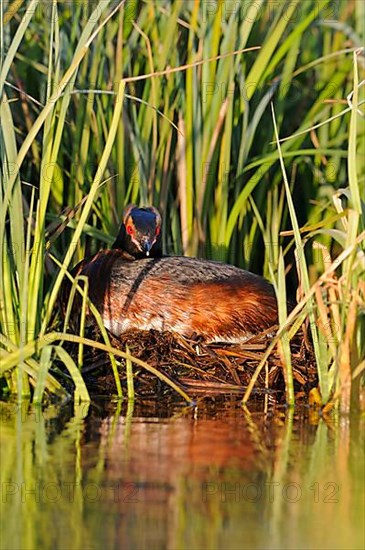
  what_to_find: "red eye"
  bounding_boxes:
[126,225,134,235]
[155,226,161,236]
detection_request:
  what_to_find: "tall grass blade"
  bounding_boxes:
[271,103,329,402]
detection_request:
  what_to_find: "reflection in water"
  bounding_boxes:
[1,397,364,550]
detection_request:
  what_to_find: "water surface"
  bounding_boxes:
[1,396,364,549]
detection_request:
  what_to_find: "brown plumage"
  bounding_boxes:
[61,206,278,342]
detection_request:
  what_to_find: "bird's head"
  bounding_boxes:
[112,204,162,258]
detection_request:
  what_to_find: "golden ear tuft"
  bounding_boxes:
[122,204,137,224]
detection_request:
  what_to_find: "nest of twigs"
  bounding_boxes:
[65,325,317,401]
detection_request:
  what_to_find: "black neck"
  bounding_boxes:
[112,225,163,258]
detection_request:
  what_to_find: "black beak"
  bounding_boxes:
[142,238,153,257]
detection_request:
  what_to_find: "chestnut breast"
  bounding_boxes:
[71,250,278,342]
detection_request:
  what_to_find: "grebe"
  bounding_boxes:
[111,204,162,258]
[63,206,278,342]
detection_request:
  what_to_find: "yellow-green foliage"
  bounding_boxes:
[0,1,364,407]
